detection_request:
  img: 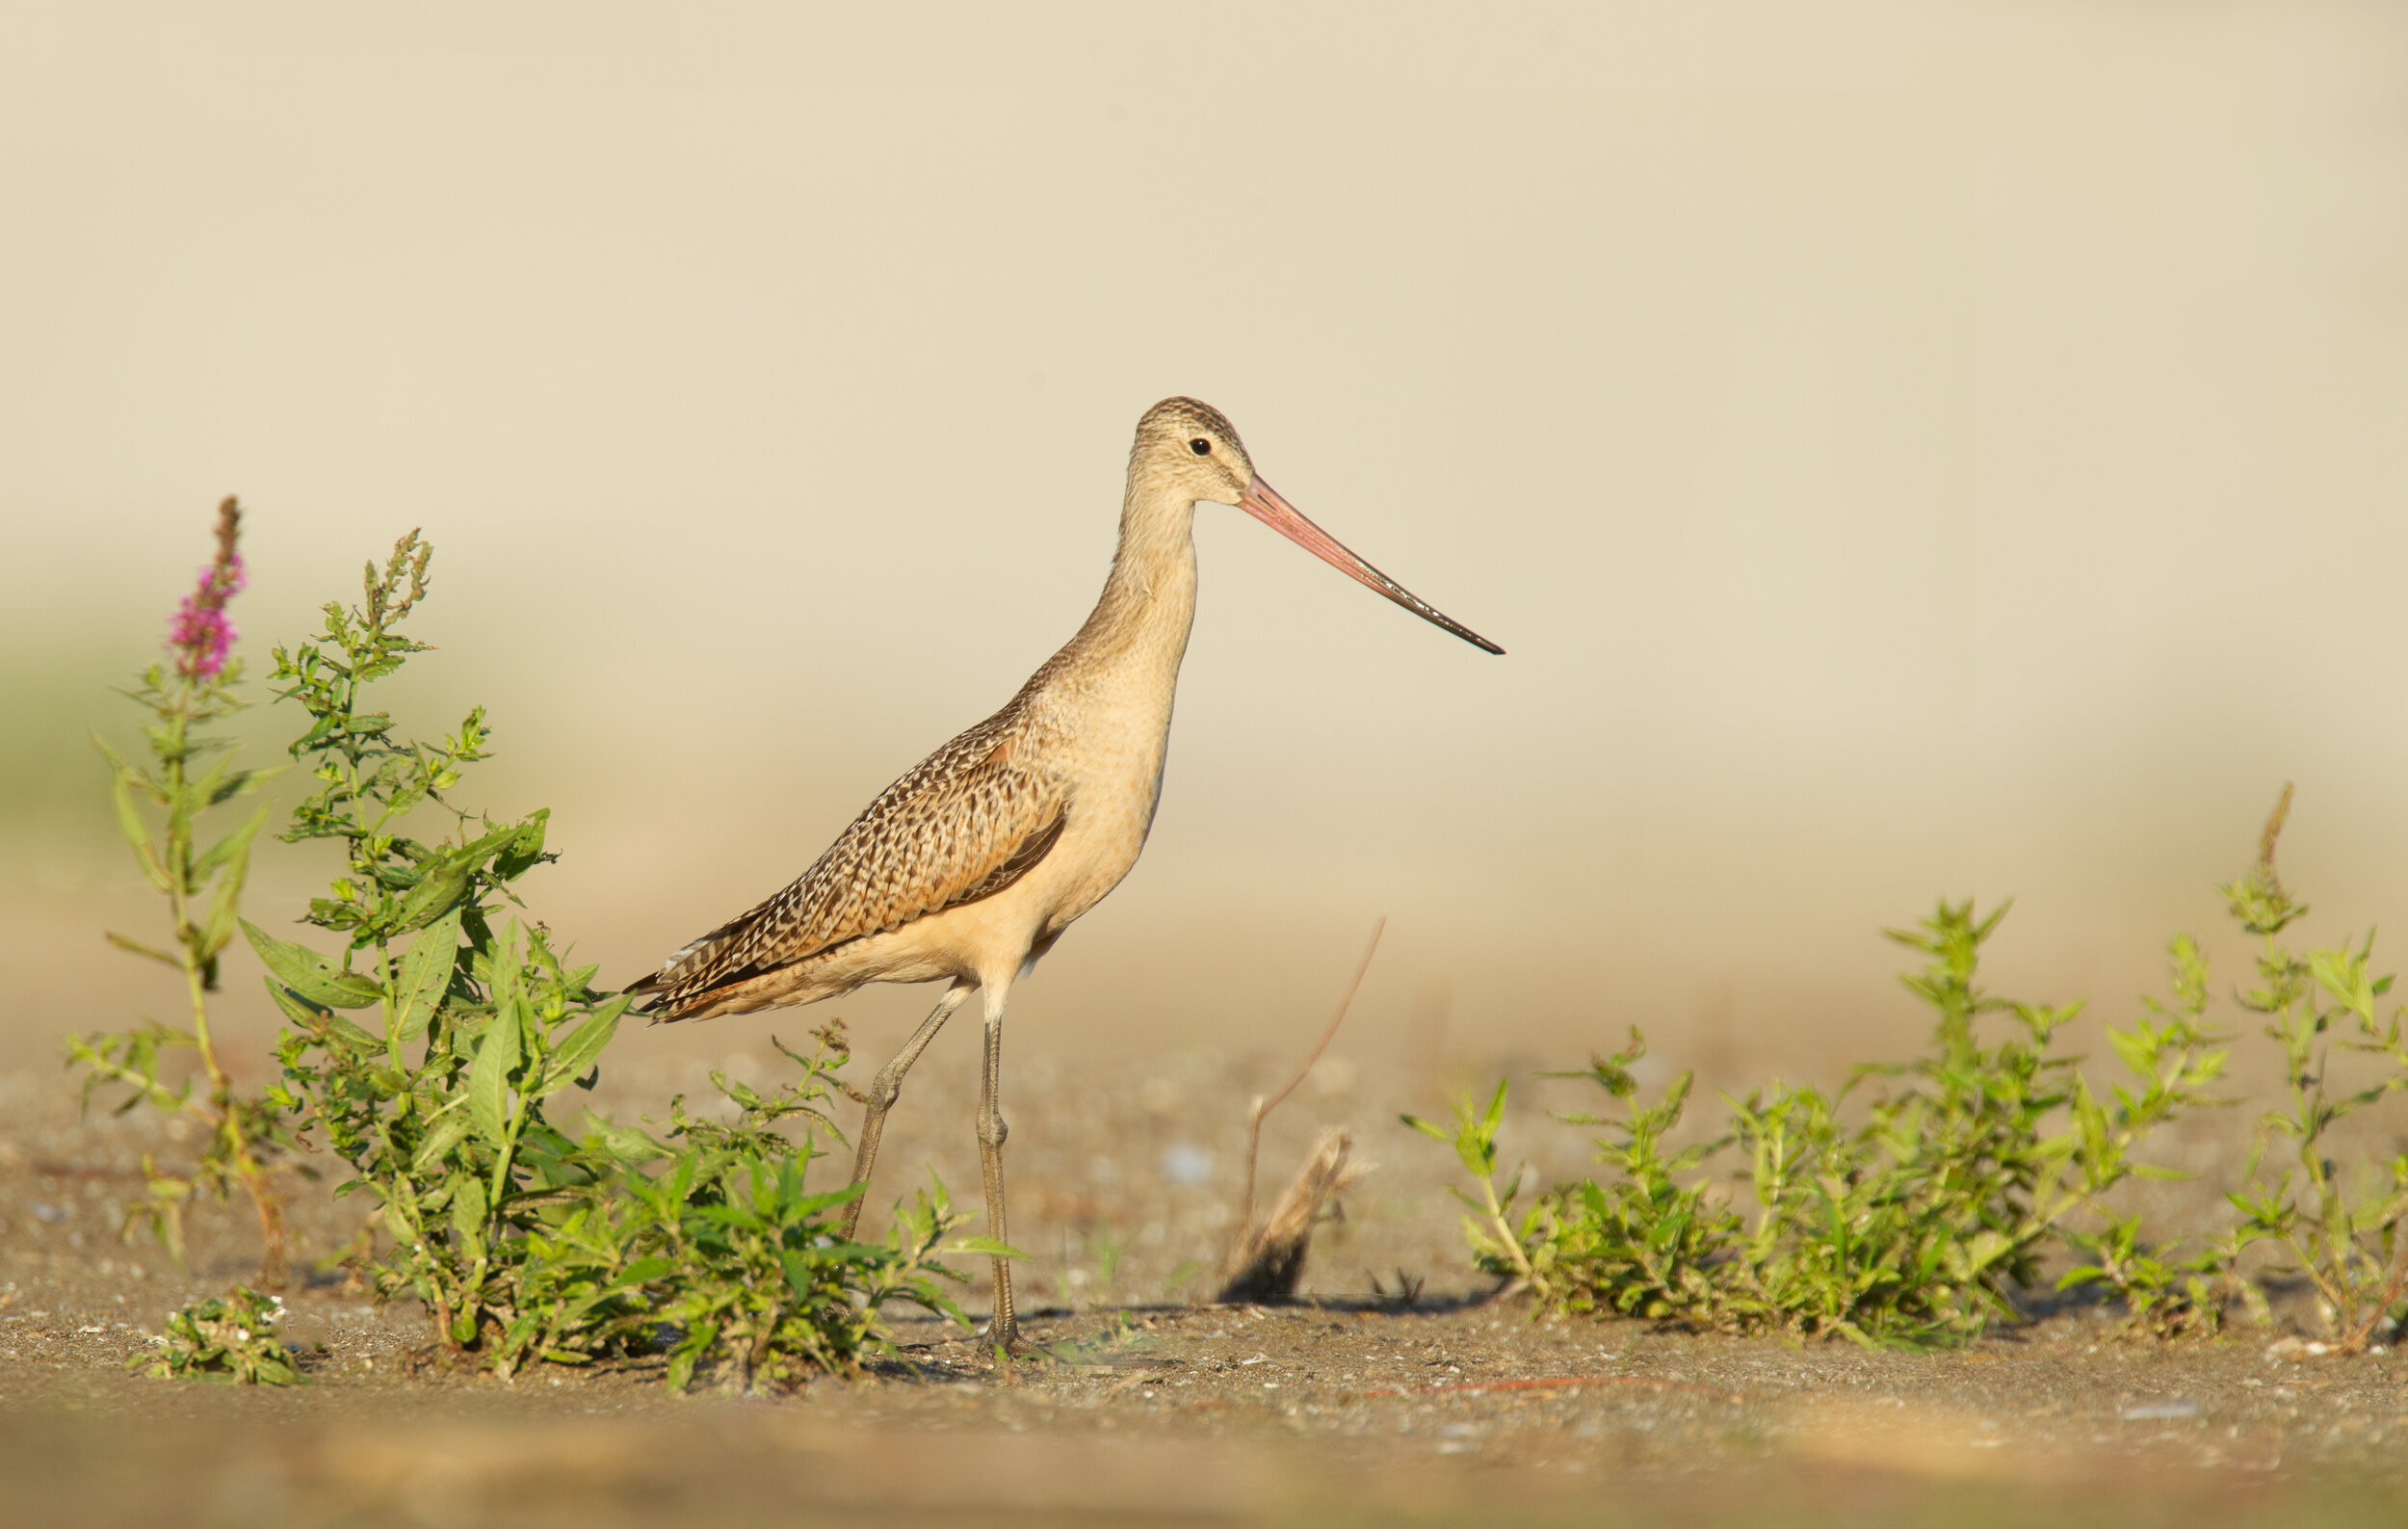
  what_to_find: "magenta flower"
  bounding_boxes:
[169,498,247,681]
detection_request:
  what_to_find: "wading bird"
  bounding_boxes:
[628,398,1500,1355]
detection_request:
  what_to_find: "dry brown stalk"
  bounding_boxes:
[1217,1126,1373,1304]
[1216,915,1385,1301]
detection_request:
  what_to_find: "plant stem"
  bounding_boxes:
[2347,1232,2408,1350]
[162,669,290,1287]
[1230,916,1382,1265]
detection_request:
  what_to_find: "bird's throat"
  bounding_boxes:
[1073,488,1200,674]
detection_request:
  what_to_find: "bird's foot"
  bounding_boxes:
[982,1323,1056,1380]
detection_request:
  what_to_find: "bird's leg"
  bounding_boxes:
[976,989,1028,1363]
[838,980,973,1242]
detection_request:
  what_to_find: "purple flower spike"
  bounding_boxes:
[170,498,247,680]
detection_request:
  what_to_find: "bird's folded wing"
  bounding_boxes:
[638,730,1067,1007]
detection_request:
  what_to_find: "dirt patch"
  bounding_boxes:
[6,1056,2408,1526]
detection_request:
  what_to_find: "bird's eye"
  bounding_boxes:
[1189,438,1212,456]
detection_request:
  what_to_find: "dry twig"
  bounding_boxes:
[1216,916,1385,1301]
[1218,1125,1373,1302]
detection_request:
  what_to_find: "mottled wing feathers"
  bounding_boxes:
[632,713,1067,1017]
[949,804,1066,906]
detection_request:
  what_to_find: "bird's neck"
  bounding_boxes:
[1060,483,1200,683]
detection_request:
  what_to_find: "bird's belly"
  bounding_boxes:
[767,935,962,1001]
[873,741,1166,985]
[726,767,1160,1018]
[755,696,1174,1006]
[1025,794,1153,936]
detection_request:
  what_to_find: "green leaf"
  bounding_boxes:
[192,798,275,882]
[240,920,382,1009]
[255,975,380,1051]
[261,976,332,1030]
[324,1013,384,1052]
[104,931,183,970]
[451,1172,488,1239]
[111,772,172,892]
[393,910,461,1043]
[664,1332,707,1392]
[780,1249,832,1298]
[208,758,285,806]
[536,997,626,1096]
[468,999,523,1148]
[486,922,523,1014]
[393,857,471,933]
[412,1113,477,1173]
[1482,1077,1509,1135]
[779,1184,863,1220]
[493,809,550,881]
[90,732,154,798]
[198,804,275,967]
[187,748,241,810]
[2106,1024,2157,1077]
[580,1116,665,1164]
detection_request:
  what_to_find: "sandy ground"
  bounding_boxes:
[7,1050,2408,1527]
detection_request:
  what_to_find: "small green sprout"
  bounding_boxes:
[139,1287,305,1385]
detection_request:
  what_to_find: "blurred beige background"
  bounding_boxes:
[4,3,2405,1099]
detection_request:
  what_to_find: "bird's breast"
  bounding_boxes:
[1033,686,1179,929]
[982,565,1195,962]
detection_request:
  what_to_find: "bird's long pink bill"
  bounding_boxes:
[1238,477,1504,655]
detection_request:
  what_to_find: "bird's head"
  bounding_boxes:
[1126,395,1504,656]
[1130,395,1258,508]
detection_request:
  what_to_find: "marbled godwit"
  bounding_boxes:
[628,397,1499,1355]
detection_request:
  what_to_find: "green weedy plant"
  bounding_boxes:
[251,531,998,1386]
[2047,932,2233,1334]
[639,1156,986,1390]
[66,498,301,1283]
[1405,1046,1741,1327]
[2216,786,2408,1349]
[1411,900,2225,1346]
[248,530,615,1352]
[507,1026,997,1387]
[138,1286,304,1385]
